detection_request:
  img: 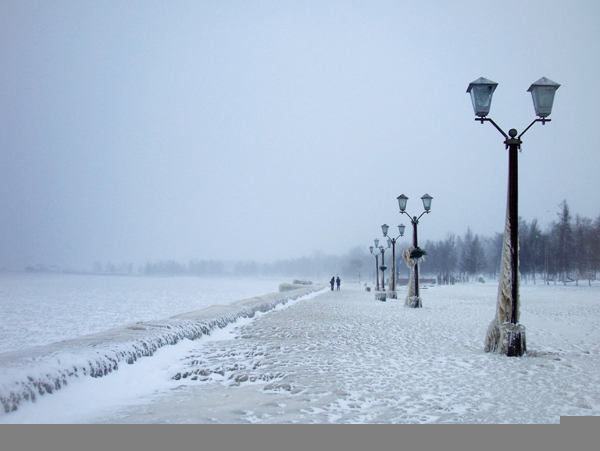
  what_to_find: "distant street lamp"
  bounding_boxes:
[378,239,391,292]
[382,223,406,297]
[467,76,560,357]
[397,194,433,308]
[370,240,382,291]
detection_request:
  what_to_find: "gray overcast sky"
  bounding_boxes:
[1,0,599,270]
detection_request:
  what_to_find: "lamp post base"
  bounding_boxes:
[387,291,398,299]
[485,321,527,356]
[503,323,527,357]
[405,296,422,308]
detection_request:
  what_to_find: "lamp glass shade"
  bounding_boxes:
[381,224,389,236]
[369,246,374,254]
[421,193,433,211]
[398,223,406,236]
[527,77,560,118]
[397,194,408,212]
[387,238,392,247]
[374,238,379,248]
[467,77,498,117]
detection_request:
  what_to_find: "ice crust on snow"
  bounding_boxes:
[0,284,325,414]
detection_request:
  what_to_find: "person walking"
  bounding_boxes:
[336,277,341,291]
[330,277,335,291]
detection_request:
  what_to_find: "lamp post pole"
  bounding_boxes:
[467,76,560,356]
[507,129,520,324]
[397,194,432,308]
[375,252,379,290]
[370,242,381,291]
[382,224,405,293]
[411,216,420,299]
[379,243,390,291]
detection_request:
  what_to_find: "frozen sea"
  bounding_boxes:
[0,272,280,354]
[2,278,600,424]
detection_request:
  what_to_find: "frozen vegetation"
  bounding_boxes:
[1,279,599,423]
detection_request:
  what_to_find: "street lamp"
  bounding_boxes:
[382,223,406,298]
[397,194,432,308]
[370,242,381,291]
[379,240,391,292]
[467,76,560,357]
[370,239,390,301]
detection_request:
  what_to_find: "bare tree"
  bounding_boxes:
[555,200,573,284]
[460,228,486,280]
[573,215,594,285]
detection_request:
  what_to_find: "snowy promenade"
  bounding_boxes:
[86,281,600,424]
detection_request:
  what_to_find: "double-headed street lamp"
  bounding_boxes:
[381,223,406,297]
[369,240,381,291]
[397,194,433,308]
[369,238,390,292]
[467,76,560,357]
[379,239,391,292]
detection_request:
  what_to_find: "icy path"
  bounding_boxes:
[84,282,600,424]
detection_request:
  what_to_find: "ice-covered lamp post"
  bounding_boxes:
[378,240,391,292]
[370,239,389,301]
[370,241,382,291]
[397,194,432,308]
[467,77,560,357]
[381,223,406,298]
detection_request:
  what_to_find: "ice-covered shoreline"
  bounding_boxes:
[3,281,600,423]
[0,273,284,354]
[0,284,326,415]
[93,282,600,424]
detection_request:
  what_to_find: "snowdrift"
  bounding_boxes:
[0,284,325,414]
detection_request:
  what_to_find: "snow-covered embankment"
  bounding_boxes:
[0,284,325,414]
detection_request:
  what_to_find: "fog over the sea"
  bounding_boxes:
[1,1,599,270]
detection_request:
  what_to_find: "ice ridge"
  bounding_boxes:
[0,285,325,415]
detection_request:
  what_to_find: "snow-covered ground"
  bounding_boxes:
[2,280,600,424]
[0,278,324,419]
[0,273,279,354]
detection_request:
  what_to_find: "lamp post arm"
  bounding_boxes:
[399,210,413,223]
[416,210,430,222]
[476,117,509,140]
[517,118,551,140]
[400,210,428,224]
[383,236,397,244]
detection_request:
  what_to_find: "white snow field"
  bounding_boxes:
[2,281,600,424]
[0,273,280,354]
[0,273,322,417]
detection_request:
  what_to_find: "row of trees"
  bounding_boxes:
[518,201,599,285]
[90,201,599,285]
[420,201,600,285]
[252,200,599,285]
[91,259,225,276]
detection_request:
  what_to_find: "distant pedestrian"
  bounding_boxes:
[336,277,341,291]
[330,277,335,291]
